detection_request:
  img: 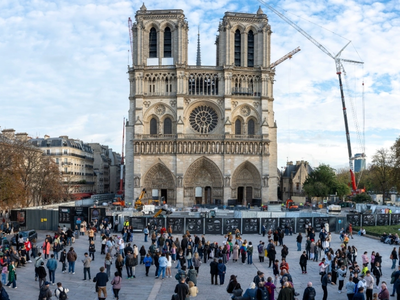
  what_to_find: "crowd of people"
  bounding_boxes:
[0,216,399,300]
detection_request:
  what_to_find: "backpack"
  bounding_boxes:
[266,284,272,295]
[171,294,180,300]
[57,288,68,300]
[38,288,47,300]
[308,287,316,300]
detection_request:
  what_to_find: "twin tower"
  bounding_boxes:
[125,4,278,207]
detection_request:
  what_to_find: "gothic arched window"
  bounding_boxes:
[248,119,255,135]
[150,118,158,135]
[248,30,254,67]
[235,119,242,135]
[149,27,157,58]
[164,117,172,134]
[164,27,171,58]
[234,29,241,67]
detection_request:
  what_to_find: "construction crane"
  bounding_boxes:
[258,0,365,194]
[270,47,301,69]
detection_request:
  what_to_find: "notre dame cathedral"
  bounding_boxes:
[125,4,278,207]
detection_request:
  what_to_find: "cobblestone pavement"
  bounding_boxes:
[4,229,394,300]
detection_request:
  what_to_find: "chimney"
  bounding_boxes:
[59,135,69,140]
[15,132,29,141]
[44,135,50,139]
[1,129,15,139]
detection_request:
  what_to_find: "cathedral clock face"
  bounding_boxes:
[189,105,218,133]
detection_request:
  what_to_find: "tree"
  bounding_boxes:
[352,192,373,203]
[303,164,350,199]
[370,148,394,200]
[392,136,400,193]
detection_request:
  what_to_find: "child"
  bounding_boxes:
[1,263,8,284]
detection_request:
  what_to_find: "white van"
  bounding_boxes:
[142,204,155,215]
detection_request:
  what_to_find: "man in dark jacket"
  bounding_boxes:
[37,261,47,289]
[0,282,10,300]
[210,258,219,285]
[174,277,189,300]
[253,271,265,287]
[302,282,316,300]
[278,282,294,300]
[299,251,308,274]
[257,282,269,300]
[66,247,77,274]
[38,281,52,300]
[322,273,335,300]
[94,266,108,300]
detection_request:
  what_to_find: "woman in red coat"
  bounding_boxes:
[24,239,32,262]
[42,238,51,259]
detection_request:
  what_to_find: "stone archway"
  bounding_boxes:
[143,163,175,203]
[231,161,261,205]
[184,156,223,205]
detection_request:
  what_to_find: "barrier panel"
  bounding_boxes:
[186,218,203,234]
[205,218,222,234]
[377,214,389,226]
[362,214,375,226]
[130,217,146,232]
[346,214,361,227]
[297,217,312,233]
[167,218,185,234]
[313,217,329,231]
[261,218,279,232]
[328,217,337,232]
[223,218,241,235]
[242,218,259,234]
[147,218,165,232]
[279,218,295,233]
[391,214,400,225]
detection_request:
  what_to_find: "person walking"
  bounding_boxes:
[82,252,92,281]
[143,253,152,277]
[93,267,108,300]
[34,252,44,281]
[124,251,134,279]
[37,261,47,288]
[115,254,124,276]
[89,240,96,261]
[299,251,308,274]
[111,271,122,300]
[192,252,201,275]
[55,282,69,300]
[373,262,382,287]
[156,253,168,279]
[5,261,16,289]
[247,242,254,265]
[210,258,219,285]
[174,277,189,300]
[392,248,398,269]
[46,254,58,285]
[38,281,52,299]
[66,247,77,274]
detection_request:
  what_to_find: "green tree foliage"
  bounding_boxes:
[352,192,373,203]
[370,148,394,199]
[303,164,350,199]
[392,136,400,193]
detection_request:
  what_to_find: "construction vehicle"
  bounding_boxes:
[142,204,155,215]
[259,0,366,196]
[285,199,299,211]
[112,195,125,207]
[134,188,147,210]
[153,206,173,218]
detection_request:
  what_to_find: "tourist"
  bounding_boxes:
[174,277,189,300]
[232,242,239,262]
[353,287,365,300]
[66,247,77,274]
[277,281,294,300]
[321,272,335,300]
[104,253,112,278]
[111,271,122,300]
[5,261,16,289]
[296,233,303,251]
[187,266,197,286]
[210,258,219,285]
[302,282,316,300]
[38,281,52,299]
[156,253,167,279]
[37,261,47,288]
[188,280,199,297]
[247,242,253,265]
[299,251,307,274]
[93,266,108,300]
[82,252,92,281]
[346,276,356,300]
[115,254,124,276]
[364,271,375,300]
[143,253,152,276]
[46,254,58,285]
[89,240,96,261]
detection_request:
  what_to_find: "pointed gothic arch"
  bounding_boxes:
[231,161,262,204]
[143,163,175,203]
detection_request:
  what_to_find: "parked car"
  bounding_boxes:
[10,230,37,245]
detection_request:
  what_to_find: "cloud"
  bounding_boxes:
[0,0,398,170]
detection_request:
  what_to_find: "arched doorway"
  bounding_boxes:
[184,156,223,205]
[143,163,175,204]
[232,161,261,205]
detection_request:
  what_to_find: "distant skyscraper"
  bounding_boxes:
[354,153,366,172]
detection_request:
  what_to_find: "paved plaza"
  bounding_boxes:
[4,228,395,300]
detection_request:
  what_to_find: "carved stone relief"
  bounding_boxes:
[155,104,166,115]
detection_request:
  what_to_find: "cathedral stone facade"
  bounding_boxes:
[125,4,278,207]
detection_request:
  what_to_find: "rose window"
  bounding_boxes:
[189,105,218,133]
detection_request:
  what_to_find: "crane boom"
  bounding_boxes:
[270,47,301,69]
[259,0,365,193]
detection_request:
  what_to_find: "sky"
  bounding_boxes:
[1,0,399,171]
